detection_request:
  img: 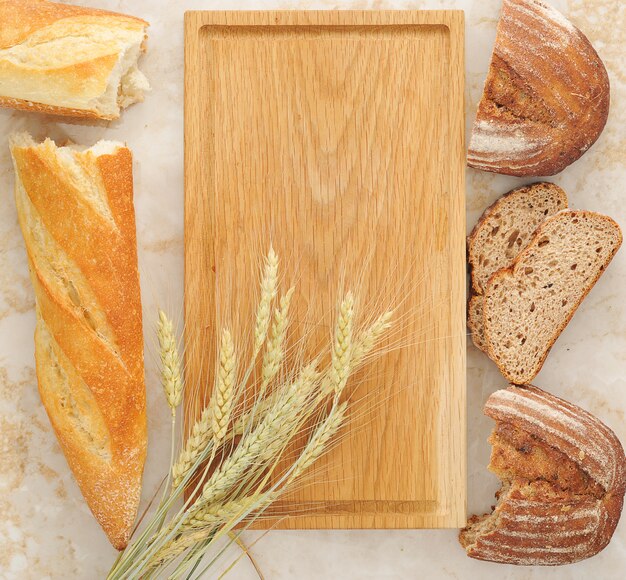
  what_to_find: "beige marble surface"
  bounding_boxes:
[1,0,625,578]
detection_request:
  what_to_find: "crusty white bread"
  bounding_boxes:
[460,385,626,565]
[467,182,568,351]
[10,132,146,550]
[483,210,622,384]
[467,0,610,176]
[0,0,149,120]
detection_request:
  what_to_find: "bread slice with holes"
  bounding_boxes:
[484,210,622,384]
[467,182,568,351]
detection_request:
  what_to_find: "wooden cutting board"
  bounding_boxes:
[184,10,465,529]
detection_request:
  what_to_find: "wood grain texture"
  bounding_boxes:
[184,10,465,529]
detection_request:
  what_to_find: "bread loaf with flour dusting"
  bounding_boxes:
[460,384,626,565]
[10,132,146,549]
[467,0,609,176]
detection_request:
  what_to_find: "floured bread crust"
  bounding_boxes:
[467,0,609,176]
[460,385,626,566]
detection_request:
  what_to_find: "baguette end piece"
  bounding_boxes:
[0,0,150,120]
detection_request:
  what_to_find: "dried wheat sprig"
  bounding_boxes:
[287,401,348,483]
[197,361,319,508]
[253,247,279,355]
[144,529,210,574]
[187,493,272,529]
[171,329,236,488]
[329,292,355,396]
[209,328,236,442]
[351,310,394,368]
[259,287,294,396]
[157,309,183,411]
[171,405,213,488]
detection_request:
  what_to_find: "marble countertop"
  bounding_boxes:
[1,0,625,578]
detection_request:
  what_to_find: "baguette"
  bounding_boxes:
[10,132,146,550]
[484,210,622,385]
[0,0,149,120]
[460,385,626,565]
[467,182,567,351]
[467,0,609,176]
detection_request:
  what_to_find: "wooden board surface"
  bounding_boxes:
[184,10,466,529]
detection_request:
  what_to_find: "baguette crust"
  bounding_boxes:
[484,210,622,384]
[0,0,149,120]
[467,0,610,176]
[460,385,626,566]
[11,133,146,549]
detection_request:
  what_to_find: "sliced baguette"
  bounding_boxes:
[484,210,622,384]
[467,182,568,351]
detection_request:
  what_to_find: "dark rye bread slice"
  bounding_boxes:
[484,210,622,384]
[459,385,626,566]
[467,182,568,351]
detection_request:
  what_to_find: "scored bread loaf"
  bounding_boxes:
[467,182,568,351]
[460,384,626,565]
[10,132,146,550]
[483,210,621,384]
[0,0,149,120]
[467,0,610,176]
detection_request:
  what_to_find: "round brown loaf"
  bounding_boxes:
[460,385,626,565]
[467,0,610,176]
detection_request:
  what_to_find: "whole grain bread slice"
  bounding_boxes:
[467,182,568,351]
[483,210,622,384]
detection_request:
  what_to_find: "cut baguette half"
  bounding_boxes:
[0,0,149,120]
[467,182,568,351]
[460,385,626,566]
[483,210,622,384]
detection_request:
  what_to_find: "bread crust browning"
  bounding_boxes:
[11,134,146,550]
[467,0,610,176]
[460,385,626,566]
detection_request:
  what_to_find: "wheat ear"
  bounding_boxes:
[253,247,279,355]
[171,405,212,488]
[209,328,237,442]
[351,310,394,368]
[288,401,348,483]
[197,361,319,508]
[157,309,183,411]
[259,287,294,395]
[171,329,236,488]
[328,292,355,397]
[186,493,272,529]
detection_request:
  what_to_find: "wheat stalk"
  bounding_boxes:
[107,248,394,580]
[329,292,355,397]
[351,311,394,368]
[157,310,183,411]
[259,287,294,395]
[252,247,279,355]
[196,361,319,508]
[209,329,237,442]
